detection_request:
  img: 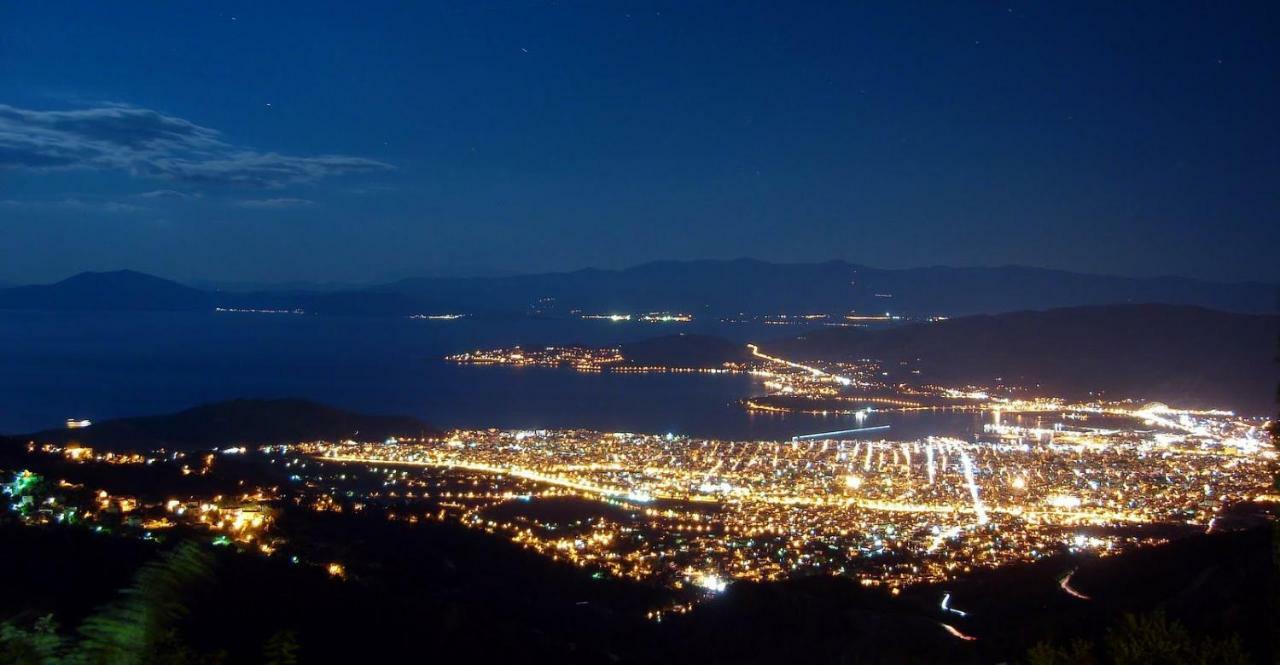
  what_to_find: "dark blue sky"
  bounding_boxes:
[2,1,1277,284]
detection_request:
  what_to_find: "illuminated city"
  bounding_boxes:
[295,403,1271,595]
[1,2,1277,661]
[8,345,1272,611]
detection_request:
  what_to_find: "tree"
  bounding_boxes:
[1025,612,1250,665]
[1026,638,1096,665]
[0,541,225,665]
[76,541,216,664]
[0,616,69,665]
[261,631,300,665]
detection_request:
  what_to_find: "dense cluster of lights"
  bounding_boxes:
[639,312,693,323]
[292,396,1272,594]
[577,312,694,323]
[2,458,281,554]
[409,313,465,320]
[446,344,746,375]
[445,346,626,372]
[213,307,305,315]
[715,312,914,326]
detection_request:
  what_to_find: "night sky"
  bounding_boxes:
[2,2,1277,284]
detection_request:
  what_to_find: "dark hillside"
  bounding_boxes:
[768,304,1280,413]
[23,398,434,450]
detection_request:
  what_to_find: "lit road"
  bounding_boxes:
[1058,569,1092,600]
[792,425,891,441]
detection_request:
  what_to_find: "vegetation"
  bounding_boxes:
[1027,611,1249,665]
[0,542,224,664]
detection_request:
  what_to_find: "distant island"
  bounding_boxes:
[0,270,209,311]
[1,260,1275,317]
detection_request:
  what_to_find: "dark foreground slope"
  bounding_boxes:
[0,516,664,664]
[1,516,1272,664]
[658,525,1275,664]
[769,304,1280,413]
[24,398,434,450]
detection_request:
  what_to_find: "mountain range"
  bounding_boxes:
[0,260,1274,317]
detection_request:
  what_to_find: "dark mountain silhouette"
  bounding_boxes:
[766,303,1280,414]
[1,261,1274,316]
[0,270,210,311]
[24,398,434,451]
[0,270,426,316]
[385,259,1277,316]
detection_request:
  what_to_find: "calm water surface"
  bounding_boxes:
[0,310,987,440]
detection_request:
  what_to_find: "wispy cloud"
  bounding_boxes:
[235,197,316,209]
[0,197,142,213]
[0,103,392,188]
[136,189,202,200]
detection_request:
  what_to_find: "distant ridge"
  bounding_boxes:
[22,398,435,451]
[0,270,208,311]
[388,259,1278,317]
[0,261,1274,316]
[766,303,1280,414]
